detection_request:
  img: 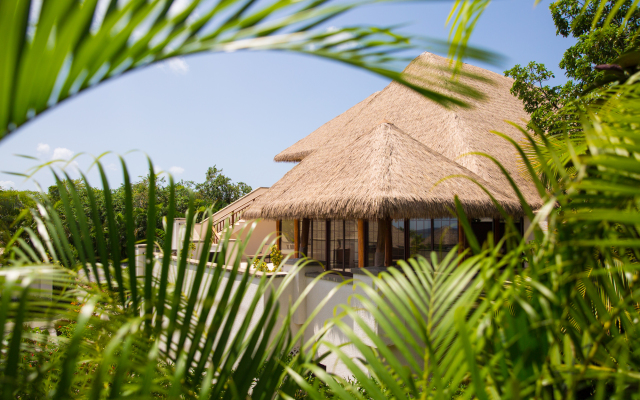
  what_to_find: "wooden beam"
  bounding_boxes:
[301,218,310,257]
[358,219,366,268]
[294,219,300,258]
[385,218,393,266]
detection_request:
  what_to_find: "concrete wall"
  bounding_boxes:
[138,243,393,378]
[233,220,278,260]
[136,244,281,361]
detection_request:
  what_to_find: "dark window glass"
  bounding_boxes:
[329,220,343,270]
[311,219,326,265]
[368,220,379,266]
[344,220,358,270]
[391,220,405,263]
[434,217,458,261]
[409,218,432,259]
[327,220,358,271]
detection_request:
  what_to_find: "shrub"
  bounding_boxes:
[270,245,283,269]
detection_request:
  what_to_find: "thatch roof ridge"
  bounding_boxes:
[271,52,541,208]
[273,91,381,162]
[244,122,524,220]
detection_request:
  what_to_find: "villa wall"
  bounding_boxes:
[234,219,279,258]
[137,243,402,378]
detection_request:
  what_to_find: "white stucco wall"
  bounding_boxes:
[138,244,414,378]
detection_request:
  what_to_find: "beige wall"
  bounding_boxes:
[231,219,278,261]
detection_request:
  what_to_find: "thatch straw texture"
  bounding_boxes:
[243,122,524,220]
[273,52,542,209]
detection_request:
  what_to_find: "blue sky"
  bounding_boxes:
[0,0,576,192]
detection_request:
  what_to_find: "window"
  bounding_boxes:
[391,220,405,263]
[328,220,358,271]
[368,220,379,267]
[311,219,326,265]
[409,219,432,259]
[281,220,296,254]
[434,218,458,261]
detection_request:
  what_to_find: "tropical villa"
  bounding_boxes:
[191,52,541,271]
[155,51,544,376]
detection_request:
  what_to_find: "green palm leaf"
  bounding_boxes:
[0,159,311,398]
[0,0,499,142]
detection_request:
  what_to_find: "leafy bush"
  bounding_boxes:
[270,245,283,269]
[251,245,283,273]
[252,256,269,271]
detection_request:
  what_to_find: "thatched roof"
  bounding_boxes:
[273,91,381,163]
[243,122,524,220]
[272,52,542,209]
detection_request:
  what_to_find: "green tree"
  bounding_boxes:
[195,165,252,208]
[0,188,38,262]
[504,0,640,133]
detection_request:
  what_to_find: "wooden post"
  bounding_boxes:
[276,220,281,250]
[493,218,501,246]
[301,218,310,257]
[294,219,300,258]
[385,218,393,266]
[358,219,366,268]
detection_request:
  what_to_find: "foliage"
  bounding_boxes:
[270,244,283,269]
[292,13,640,398]
[0,0,500,144]
[252,257,269,271]
[1,161,309,399]
[8,1,640,399]
[0,0,509,397]
[187,242,197,259]
[0,167,250,262]
[252,245,283,272]
[195,165,252,207]
[0,188,39,262]
[505,0,640,133]
[504,61,578,133]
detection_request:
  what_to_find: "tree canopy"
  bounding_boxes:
[505,0,640,133]
[0,166,250,263]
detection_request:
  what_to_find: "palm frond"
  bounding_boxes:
[0,0,500,141]
[0,159,308,398]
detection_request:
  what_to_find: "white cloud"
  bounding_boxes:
[159,57,189,75]
[36,142,50,156]
[0,180,15,189]
[51,147,80,173]
[154,165,163,174]
[169,166,185,175]
[52,147,74,160]
[106,163,118,171]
